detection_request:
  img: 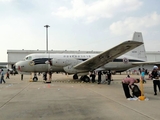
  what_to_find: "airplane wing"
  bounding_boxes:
[74,41,143,71]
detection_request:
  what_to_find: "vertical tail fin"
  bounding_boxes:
[126,32,147,61]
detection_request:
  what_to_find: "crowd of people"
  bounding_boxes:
[90,70,112,85]
[121,65,160,100]
[1,65,160,99]
[89,65,160,99]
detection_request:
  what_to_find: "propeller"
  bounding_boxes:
[48,59,52,66]
[45,59,52,66]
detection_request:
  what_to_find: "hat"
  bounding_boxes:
[153,66,158,69]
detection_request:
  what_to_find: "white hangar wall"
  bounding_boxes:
[128,51,160,72]
[147,51,160,61]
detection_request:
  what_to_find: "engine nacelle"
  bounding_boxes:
[63,59,87,74]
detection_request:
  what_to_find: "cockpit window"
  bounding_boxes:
[25,56,32,61]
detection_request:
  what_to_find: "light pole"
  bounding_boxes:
[44,25,50,53]
[44,25,51,83]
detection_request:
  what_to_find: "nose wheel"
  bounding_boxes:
[32,73,38,82]
[33,77,38,82]
[73,74,78,79]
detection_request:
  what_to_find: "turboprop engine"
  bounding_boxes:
[63,60,88,74]
[63,65,87,74]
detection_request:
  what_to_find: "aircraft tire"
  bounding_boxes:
[33,77,38,82]
[83,75,90,82]
[73,74,78,79]
[80,76,84,80]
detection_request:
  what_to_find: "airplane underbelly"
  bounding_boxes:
[34,64,48,72]
[50,66,64,72]
[22,64,64,72]
[34,65,64,72]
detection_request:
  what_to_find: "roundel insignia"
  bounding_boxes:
[123,58,129,64]
[29,61,35,66]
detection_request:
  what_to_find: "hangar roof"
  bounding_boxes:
[7,49,100,54]
[0,62,8,65]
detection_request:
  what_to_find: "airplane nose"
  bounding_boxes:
[14,62,21,72]
[17,66,21,71]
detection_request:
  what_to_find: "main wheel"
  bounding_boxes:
[83,75,90,82]
[73,74,78,79]
[33,77,38,82]
[80,76,84,80]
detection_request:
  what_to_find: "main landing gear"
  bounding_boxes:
[73,74,78,79]
[73,74,90,82]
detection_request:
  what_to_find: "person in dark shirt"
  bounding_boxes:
[90,71,96,83]
[107,70,112,85]
[98,71,102,84]
[151,66,160,95]
[6,69,10,79]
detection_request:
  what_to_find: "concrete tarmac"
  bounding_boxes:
[0,73,160,120]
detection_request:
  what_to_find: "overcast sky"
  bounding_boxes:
[0,0,160,62]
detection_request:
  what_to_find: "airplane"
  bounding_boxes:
[15,32,149,82]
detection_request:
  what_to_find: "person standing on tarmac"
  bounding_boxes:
[98,71,102,84]
[21,74,23,80]
[151,66,160,95]
[6,69,10,79]
[107,70,112,85]
[141,68,146,83]
[0,69,6,84]
[90,71,96,83]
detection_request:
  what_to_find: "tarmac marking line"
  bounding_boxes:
[0,83,32,109]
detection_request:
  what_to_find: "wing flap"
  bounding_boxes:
[74,41,143,70]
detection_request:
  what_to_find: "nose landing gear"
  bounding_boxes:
[33,73,38,82]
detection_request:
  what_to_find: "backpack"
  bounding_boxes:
[132,85,141,97]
